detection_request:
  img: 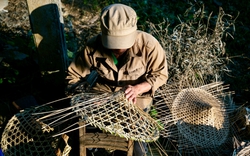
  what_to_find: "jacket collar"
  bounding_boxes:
[93,45,141,60]
[91,37,142,71]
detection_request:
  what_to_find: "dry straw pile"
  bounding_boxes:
[148,5,237,86]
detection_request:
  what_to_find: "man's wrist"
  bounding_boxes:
[136,82,152,95]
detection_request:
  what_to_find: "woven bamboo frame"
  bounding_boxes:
[71,91,161,142]
[153,82,232,153]
[172,88,229,148]
[0,106,59,156]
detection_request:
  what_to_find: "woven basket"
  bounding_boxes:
[237,144,250,156]
[153,82,232,152]
[172,88,230,148]
[0,106,59,156]
[70,91,161,142]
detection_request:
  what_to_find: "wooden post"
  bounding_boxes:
[25,0,68,86]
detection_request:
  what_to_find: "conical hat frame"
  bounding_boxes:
[236,143,250,156]
[0,106,60,156]
[172,88,229,148]
[152,81,234,153]
[33,90,162,142]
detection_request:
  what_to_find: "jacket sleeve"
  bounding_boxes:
[144,37,168,96]
[65,46,93,95]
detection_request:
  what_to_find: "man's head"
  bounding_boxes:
[100,4,137,49]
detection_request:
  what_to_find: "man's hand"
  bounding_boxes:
[124,82,152,104]
[124,85,139,104]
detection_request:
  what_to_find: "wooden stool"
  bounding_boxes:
[79,122,133,156]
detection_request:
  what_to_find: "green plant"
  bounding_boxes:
[150,106,164,130]
[0,61,19,84]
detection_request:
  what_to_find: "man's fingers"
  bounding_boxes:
[124,85,137,103]
[126,92,136,103]
[132,98,136,104]
[125,87,133,97]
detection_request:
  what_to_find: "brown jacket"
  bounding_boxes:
[66,30,168,109]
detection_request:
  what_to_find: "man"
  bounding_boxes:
[66,3,168,156]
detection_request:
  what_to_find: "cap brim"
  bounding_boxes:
[101,31,137,49]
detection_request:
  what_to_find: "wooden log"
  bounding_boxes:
[26,0,68,86]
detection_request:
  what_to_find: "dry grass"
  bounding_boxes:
[148,5,237,87]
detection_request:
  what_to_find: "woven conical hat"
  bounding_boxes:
[70,91,161,142]
[237,143,250,156]
[0,107,58,156]
[29,91,161,143]
[172,88,230,148]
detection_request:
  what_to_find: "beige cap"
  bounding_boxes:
[100,4,137,49]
